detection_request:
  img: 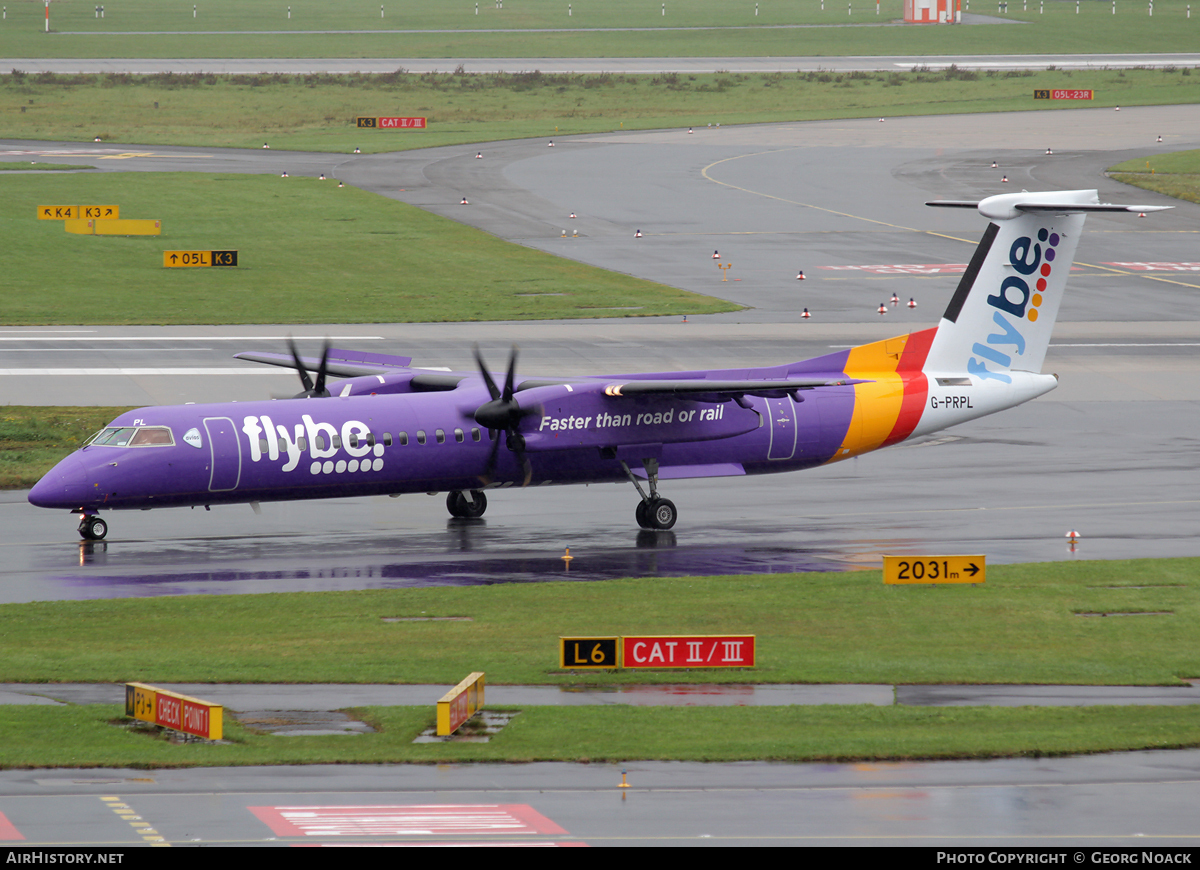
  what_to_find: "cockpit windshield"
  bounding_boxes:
[88,426,174,447]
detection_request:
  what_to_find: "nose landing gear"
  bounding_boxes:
[77,514,108,540]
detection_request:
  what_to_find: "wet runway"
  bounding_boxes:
[4,753,1200,846]
[4,79,1200,851]
[5,104,1200,599]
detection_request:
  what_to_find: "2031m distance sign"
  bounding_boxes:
[883,555,985,584]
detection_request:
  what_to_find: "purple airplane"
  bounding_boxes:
[30,190,1167,540]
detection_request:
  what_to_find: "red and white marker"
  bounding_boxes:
[461,197,468,205]
[908,297,917,308]
[877,303,887,315]
[634,229,642,238]
[1001,175,1008,183]
[476,152,482,158]
[712,250,720,259]
[796,270,805,280]
[801,308,811,319]
[1066,529,1080,543]
[890,293,899,306]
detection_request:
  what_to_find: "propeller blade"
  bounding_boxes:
[502,345,518,402]
[473,345,501,401]
[313,340,331,396]
[478,430,502,485]
[287,337,314,394]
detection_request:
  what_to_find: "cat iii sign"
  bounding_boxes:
[356,116,427,128]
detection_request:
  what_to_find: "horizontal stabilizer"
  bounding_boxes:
[928,190,1173,220]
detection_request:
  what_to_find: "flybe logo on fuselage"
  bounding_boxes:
[970,229,1061,383]
[240,414,385,476]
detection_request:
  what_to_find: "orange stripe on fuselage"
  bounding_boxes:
[828,327,936,461]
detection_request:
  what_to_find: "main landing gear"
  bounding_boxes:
[77,514,108,541]
[620,458,678,530]
[446,489,488,519]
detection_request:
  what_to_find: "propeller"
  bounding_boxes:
[473,345,537,486]
[288,337,332,398]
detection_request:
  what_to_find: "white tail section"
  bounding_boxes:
[922,189,1169,380]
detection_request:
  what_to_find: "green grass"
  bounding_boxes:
[4,68,1198,153]
[2,704,1198,768]
[4,0,1200,57]
[2,559,1198,686]
[1109,148,1200,206]
[0,161,93,171]
[0,172,734,325]
[0,407,134,488]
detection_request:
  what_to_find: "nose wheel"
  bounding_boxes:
[78,515,108,540]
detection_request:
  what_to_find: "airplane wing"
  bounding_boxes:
[234,348,466,391]
[234,348,413,377]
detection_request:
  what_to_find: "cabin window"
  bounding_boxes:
[367,432,376,447]
[435,429,446,444]
[332,435,342,448]
[471,428,481,442]
[416,430,426,445]
[383,432,393,447]
[297,437,307,450]
[454,428,464,443]
[314,435,326,450]
[398,432,408,446]
[348,434,359,449]
[128,427,175,447]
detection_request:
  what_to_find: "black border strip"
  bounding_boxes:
[942,221,999,324]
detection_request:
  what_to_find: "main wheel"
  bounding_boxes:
[647,498,677,531]
[447,490,488,519]
[635,499,651,529]
[79,516,108,540]
[462,490,487,519]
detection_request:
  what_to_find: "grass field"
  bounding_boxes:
[0,406,132,488]
[1110,148,1200,205]
[3,559,1197,686]
[2,0,1200,57]
[3,67,1197,152]
[3,704,1198,767]
[0,172,734,325]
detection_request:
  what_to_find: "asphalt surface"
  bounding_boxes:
[3,102,1200,847]
[5,51,1200,74]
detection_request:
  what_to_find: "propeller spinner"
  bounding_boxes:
[473,345,538,486]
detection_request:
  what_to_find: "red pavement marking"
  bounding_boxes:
[0,811,25,841]
[249,804,568,838]
[820,264,1082,275]
[1104,262,1200,272]
[294,840,587,847]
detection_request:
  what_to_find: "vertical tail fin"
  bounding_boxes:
[921,190,1169,380]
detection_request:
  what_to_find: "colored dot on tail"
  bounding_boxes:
[1028,309,1039,322]
[1037,278,1047,291]
[1049,233,1060,246]
[1041,263,1052,277]
[1045,249,1056,262]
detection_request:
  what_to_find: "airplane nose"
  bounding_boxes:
[28,453,91,509]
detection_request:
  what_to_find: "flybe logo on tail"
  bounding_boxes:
[971,228,1061,383]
